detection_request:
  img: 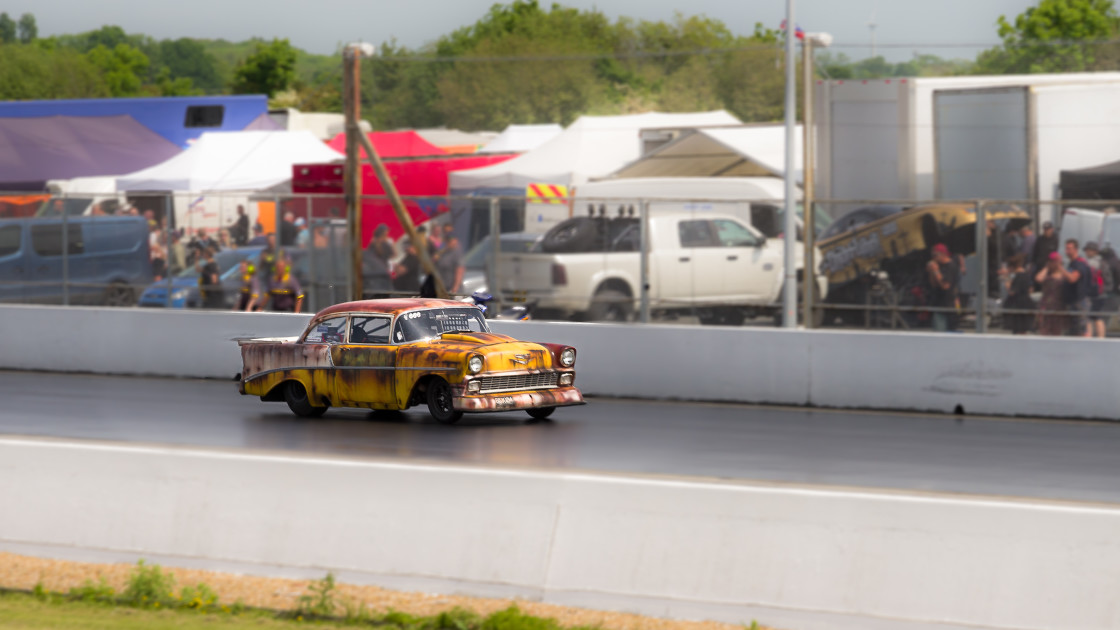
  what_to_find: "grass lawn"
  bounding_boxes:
[0,591,356,629]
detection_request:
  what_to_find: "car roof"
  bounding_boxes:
[314,298,469,319]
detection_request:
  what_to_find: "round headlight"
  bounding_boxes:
[559,348,576,367]
[468,355,483,374]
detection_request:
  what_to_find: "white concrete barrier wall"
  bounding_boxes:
[0,305,1116,419]
[1,438,1118,630]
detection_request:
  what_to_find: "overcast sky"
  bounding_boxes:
[10,0,1038,62]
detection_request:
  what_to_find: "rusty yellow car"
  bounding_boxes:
[237,298,584,423]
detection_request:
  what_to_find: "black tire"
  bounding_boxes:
[586,288,632,322]
[697,307,745,327]
[102,281,136,307]
[541,217,601,253]
[284,381,327,417]
[426,377,463,425]
[527,406,556,420]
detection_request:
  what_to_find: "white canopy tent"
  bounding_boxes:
[605,125,804,183]
[478,124,563,154]
[449,111,740,193]
[116,130,342,192]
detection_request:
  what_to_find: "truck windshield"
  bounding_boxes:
[392,307,490,343]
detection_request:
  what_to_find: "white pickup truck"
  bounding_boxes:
[496,213,827,325]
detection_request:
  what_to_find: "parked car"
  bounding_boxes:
[237,298,584,423]
[138,247,264,309]
[817,205,906,242]
[460,232,545,296]
[0,215,152,306]
[497,213,827,325]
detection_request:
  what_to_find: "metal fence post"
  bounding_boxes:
[639,200,651,323]
[164,193,173,307]
[61,193,69,306]
[976,200,988,334]
[489,196,501,311]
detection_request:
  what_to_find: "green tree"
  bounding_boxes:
[152,38,221,91]
[86,43,150,96]
[0,13,16,44]
[0,45,108,99]
[976,0,1120,73]
[230,38,297,97]
[17,13,36,44]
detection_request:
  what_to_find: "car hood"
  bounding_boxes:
[415,332,555,372]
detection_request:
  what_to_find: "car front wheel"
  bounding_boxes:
[526,406,555,420]
[426,378,463,425]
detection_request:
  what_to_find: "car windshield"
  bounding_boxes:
[393,307,490,343]
[463,235,541,269]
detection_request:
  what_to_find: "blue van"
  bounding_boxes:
[0,216,153,306]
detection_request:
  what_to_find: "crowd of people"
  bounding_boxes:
[360,221,464,299]
[926,220,1120,337]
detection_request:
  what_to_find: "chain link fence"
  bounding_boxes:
[2,190,1118,336]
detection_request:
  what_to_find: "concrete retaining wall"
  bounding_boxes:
[2,437,1118,630]
[0,305,1115,419]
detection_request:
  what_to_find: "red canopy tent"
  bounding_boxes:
[325,130,448,159]
[292,153,515,245]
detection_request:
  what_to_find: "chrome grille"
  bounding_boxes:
[477,372,558,393]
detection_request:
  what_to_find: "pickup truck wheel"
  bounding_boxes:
[284,381,328,417]
[587,289,632,322]
[102,281,136,307]
[426,377,463,425]
[526,406,555,420]
[697,307,745,326]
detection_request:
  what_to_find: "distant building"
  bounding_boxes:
[0,94,269,147]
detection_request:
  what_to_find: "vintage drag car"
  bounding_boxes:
[237,299,584,423]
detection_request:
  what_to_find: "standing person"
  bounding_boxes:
[247,222,267,246]
[361,224,394,297]
[1035,252,1066,336]
[265,251,304,313]
[196,247,224,309]
[1083,241,1113,338]
[1001,254,1035,335]
[150,232,167,282]
[168,230,188,275]
[436,231,464,295]
[258,233,279,280]
[926,243,960,332]
[1018,225,1036,263]
[231,205,250,246]
[392,238,422,294]
[1031,221,1058,275]
[236,260,261,312]
[1059,239,1092,337]
[279,211,298,246]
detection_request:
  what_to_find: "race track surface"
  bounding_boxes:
[3,370,1119,505]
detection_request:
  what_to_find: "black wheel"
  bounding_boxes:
[697,307,745,326]
[541,217,602,253]
[587,288,632,322]
[527,406,556,420]
[284,381,327,417]
[426,377,462,425]
[102,281,136,307]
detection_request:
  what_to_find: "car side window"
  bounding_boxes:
[0,225,20,257]
[678,220,717,248]
[349,316,391,345]
[30,224,84,256]
[713,219,759,247]
[304,316,347,344]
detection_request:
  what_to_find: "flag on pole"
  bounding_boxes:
[779,19,805,40]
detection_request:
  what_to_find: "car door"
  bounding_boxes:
[711,218,781,302]
[0,223,26,303]
[27,222,83,304]
[661,219,717,306]
[331,315,397,408]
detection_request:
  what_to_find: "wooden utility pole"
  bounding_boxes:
[343,46,363,301]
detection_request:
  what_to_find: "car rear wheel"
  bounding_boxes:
[102,281,136,307]
[526,406,555,420]
[426,377,463,425]
[284,381,327,417]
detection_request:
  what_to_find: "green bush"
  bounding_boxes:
[296,572,337,619]
[120,559,176,608]
[481,607,563,630]
[67,577,116,604]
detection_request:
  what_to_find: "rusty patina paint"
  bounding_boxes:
[238,300,584,417]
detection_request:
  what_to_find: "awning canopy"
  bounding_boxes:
[449,111,742,194]
[1060,159,1120,200]
[0,115,181,192]
[605,125,804,183]
[117,130,342,192]
[478,124,563,154]
[327,130,447,159]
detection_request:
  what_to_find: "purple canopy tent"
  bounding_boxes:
[0,115,181,191]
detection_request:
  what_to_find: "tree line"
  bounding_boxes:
[0,0,1118,130]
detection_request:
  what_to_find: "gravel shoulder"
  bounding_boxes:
[0,552,770,630]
